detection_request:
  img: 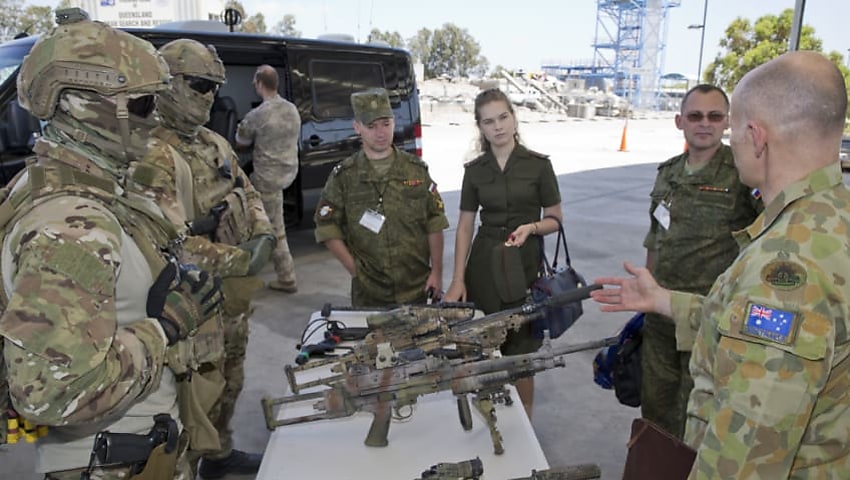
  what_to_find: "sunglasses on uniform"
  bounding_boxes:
[684,111,727,123]
[184,75,219,95]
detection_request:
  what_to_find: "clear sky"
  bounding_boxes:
[25,0,849,78]
[245,0,846,78]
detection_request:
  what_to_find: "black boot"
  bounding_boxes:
[198,449,263,479]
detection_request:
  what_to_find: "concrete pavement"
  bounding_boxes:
[1,116,680,479]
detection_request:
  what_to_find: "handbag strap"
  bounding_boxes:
[542,215,573,269]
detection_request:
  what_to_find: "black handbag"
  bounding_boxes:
[530,215,588,339]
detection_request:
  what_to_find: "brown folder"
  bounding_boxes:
[622,418,697,480]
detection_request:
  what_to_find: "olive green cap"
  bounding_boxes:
[351,88,393,124]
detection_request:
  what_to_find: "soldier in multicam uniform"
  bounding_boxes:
[593,51,850,478]
[641,84,761,438]
[235,65,300,293]
[0,10,225,479]
[131,38,272,478]
[314,88,449,307]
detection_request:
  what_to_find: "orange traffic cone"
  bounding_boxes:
[618,124,628,152]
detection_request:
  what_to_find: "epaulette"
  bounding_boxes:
[526,148,550,160]
[398,150,428,169]
[333,154,357,176]
[657,152,687,171]
[463,155,486,168]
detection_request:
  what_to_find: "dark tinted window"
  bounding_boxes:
[310,60,384,119]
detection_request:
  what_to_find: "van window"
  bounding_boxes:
[309,60,384,119]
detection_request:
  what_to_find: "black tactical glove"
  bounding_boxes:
[146,262,223,345]
[238,234,276,276]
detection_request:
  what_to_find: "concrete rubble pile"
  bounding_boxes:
[419,74,631,124]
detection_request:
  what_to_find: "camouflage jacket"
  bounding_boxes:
[129,125,269,278]
[235,94,300,193]
[670,162,850,478]
[0,137,178,472]
[314,148,449,305]
[644,144,762,295]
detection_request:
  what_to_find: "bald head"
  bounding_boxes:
[734,51,846,139]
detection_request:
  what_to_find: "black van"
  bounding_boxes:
[0,24,422,226]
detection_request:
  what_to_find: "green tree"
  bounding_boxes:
[368,28,404,48]
[420,23,488,79]
[224,0,265,33]
[0,0,67,40]
[272,14,300,37]
[407,28,432,64]
[704,8,849,117]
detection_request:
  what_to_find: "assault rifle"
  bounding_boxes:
[508,464,602,480]
[286,284,602,393]
[262,334,617,454]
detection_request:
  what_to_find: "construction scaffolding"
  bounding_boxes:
[542,0,680,111]
[594,0,680,109]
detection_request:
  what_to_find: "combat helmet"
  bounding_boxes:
[159,39,226,84]
[157,38,226,136]
[17,8,170,120]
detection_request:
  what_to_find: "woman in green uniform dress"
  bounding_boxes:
[443,88,563,416]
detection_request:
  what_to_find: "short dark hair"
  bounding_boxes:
[681,84,729,113]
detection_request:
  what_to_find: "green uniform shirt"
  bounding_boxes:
[669,162,850,479]
[314,147,448,306]
[644,144,761,295]
[460,145,561,355]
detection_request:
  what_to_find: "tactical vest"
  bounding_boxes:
[0,160,224,450]
[156,126,254,246]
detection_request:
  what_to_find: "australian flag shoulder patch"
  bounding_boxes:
[741,302,797,345]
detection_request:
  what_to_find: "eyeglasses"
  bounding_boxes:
[684,111,727,123]
[184,75,219,95]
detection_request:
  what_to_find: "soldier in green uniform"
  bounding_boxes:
[443,88,563,417]
[641,84,761,438]
[593,51,850,478]
[314,88,449,307]
[0,11,224,479]
[134,39,272,478]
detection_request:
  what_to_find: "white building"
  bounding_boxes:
[71,0,226,28]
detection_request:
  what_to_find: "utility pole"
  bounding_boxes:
[687,0,708,84]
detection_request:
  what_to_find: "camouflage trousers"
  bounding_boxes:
[260,190,296,285]
[188,311,249,469]
[640,313,693,439]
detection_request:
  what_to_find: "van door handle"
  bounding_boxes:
[308,135,322,146]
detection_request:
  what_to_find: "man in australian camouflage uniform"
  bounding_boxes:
[133,38,273,478]
[314,88,448,307]
[235,65,300,293]
[593,51,850,478]
[641,84,761,438]
[0,11,224,479]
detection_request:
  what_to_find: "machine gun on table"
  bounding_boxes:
[417,457,484,479]
[285,284,602,394]
[413,457,601,480]
[262,334,617,454]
